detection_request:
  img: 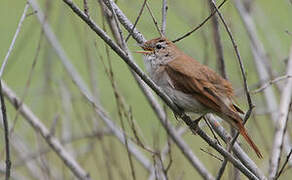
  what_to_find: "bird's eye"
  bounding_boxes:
[156,44,162,49]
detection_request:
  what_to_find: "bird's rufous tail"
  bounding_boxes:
[238,123,263,158]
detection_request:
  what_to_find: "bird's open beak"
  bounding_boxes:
[135,44,154,54]
[135,50,153,54]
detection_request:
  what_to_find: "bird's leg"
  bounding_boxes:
[189,115,204,134]
[173,111,179,121]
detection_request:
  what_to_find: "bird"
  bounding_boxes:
[137,37,262,158]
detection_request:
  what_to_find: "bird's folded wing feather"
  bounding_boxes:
[165,55,242,123]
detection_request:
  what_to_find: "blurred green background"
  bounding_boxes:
[1,0,292,179]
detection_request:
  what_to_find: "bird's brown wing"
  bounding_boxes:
[165,54,263,158]
[165,54,241,123]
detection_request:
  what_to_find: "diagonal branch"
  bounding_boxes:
[0,3,29,78]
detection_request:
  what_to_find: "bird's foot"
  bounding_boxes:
[189,116,203,134]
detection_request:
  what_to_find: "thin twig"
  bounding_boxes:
[203,116,221,146]
[172,0,227,43]
[10,30,44,134]
[216,158,228,180]
[145,2,163,37]
[0,81,11,180]
[83,0,90,17]
[208,0,226,79]
[252,75,292,94]
[14,128,111,167]
[0,3,29,78]
[276,149,292,179]
[25,10,38,18]
[128,108,154,153]
[161,0,168,35]
[125,0,147,42]
[200,148,223,162]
